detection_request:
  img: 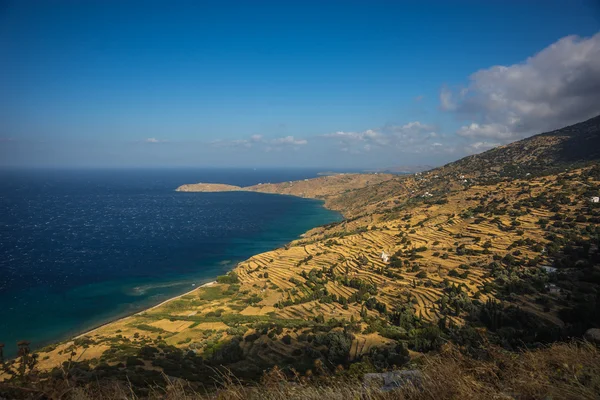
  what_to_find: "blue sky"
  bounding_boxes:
[1,1,599,168]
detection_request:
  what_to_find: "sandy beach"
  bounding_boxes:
[74,280,217,339]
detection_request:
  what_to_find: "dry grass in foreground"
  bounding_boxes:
[16,341,597,400]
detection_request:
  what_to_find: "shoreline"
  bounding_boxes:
[74,280,217,340]
[36,194,342,353]
[66,199,341,344]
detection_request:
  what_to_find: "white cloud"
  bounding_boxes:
[391,122,437,139]
[323,121,444,154]
[465,141,501,154]
[323,129,389,147]
[210,138,252,148]
[439,86,456,111]
[456,123,513,139]
[144,138,167,143]
[443,32,600,140]
[270,136,308,145]
[324,131,365,141]
[210,134,307,150]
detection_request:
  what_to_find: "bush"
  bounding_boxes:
[244,333,260,342]
[136,324,164,333]
[126,356,144,367]
[210,338,244,365]
[217,272,239,284]
[227,326,249,336]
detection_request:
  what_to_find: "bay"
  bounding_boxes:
[0,168,342,357]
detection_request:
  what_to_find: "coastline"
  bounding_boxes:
[6,185,344,359]
[64,196,342,345]
[74,280,218,340]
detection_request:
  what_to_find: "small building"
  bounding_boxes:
[541,265,557,274]
[591,196,600,203]
[380,251,389,263]
[546,283,561,295]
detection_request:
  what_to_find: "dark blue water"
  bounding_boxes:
[0,168,342,356]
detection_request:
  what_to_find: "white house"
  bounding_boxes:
[380,251,389,263]
[541,265,557,274]
[546,283,561,295]
[591,196,600,203]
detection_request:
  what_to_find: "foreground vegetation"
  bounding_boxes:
[2,342,599,399]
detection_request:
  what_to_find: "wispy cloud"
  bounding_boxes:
[270,136,308,145]
[143,138,168,144]
[210,134,308,150]
[322,121,446,155]
[465,141,501,153]
[456,123,513,140]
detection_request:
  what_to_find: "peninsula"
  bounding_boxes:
[176,173,397,217]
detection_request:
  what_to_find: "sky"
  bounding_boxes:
[1,0,599,169]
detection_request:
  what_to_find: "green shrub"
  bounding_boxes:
[136,324,164,333]
[217,272,239,284]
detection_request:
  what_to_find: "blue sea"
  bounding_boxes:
[0,168,342,357]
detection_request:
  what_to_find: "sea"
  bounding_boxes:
[0,168,343,357]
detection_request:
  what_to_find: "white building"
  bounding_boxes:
[546,283,561,295]
[380,251,389,263]
[541,265,557,274]
[591,196,599,203]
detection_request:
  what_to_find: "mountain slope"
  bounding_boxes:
[438,114,600,180]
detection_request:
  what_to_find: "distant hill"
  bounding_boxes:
[364,165,435,174]
[436,114,600,180]
[176,116,600,219]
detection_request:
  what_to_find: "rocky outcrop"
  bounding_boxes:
[175,183,243,192]
[584,328,600,345]
[363,370,423,392]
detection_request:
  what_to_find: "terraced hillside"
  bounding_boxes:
[3,116,600,392]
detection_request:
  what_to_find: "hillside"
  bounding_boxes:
[2,117,600,398]
[437,114,600,181]
[177,173,398,217]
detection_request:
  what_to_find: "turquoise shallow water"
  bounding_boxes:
[0,168,342,357]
